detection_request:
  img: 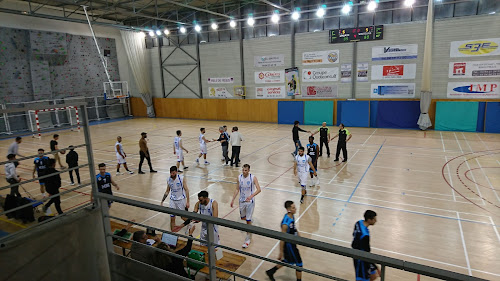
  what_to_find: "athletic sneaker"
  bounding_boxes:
[266,269,276,281]
[116,172,123,176]
[309,180,314,187]
[138,171,145,174]
[184,166,189,170]
[242,239,250,248]
[127,171,134,174]
[196,158,199,163]
[334,159,339,162]
[178,170,183,173]
[70,182,75,186]
[300,197,304,204]
[204,161,210,165]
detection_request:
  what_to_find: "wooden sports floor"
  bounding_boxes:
[1,118,500,281]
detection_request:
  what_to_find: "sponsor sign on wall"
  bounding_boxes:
[371,64,417,80]
[448,60,500,78]
[302,50,340,65]
[371,83,416,98]
[254,55,285,67]
[208,87,233,98]
[357,62,369,82]
[300,85,338,98]
[447,82,500,99]
[254,70,285,84]
[302,68,339,82]
[256,86,286,99]
[372,44,418,61]
[450,38,500,57]
[341,63,352,83]
[285,67,301,96]
[207,77,234,84]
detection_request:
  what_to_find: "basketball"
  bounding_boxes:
[60,149,66,154]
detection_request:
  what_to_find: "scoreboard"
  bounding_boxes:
[329,25,384,43]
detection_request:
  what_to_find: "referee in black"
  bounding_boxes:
[312,122,331,157]
[331,123,352,162]
[291,121,311,157]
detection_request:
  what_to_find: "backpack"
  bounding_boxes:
[187,250,205,278]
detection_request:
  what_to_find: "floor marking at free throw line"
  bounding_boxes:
[440,132,446,152]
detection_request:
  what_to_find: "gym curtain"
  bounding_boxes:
[120,31,155,118]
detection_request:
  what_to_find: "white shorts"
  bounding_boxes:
[169,199,187,217]
[298,172,308,187]
[239,201,255,221]
[200,144,207,155]
[201,223,220,246]
[116,153,126,164]
[176,150,184,162]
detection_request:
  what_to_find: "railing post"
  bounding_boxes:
[206,222,217,281]
[380,264,386,281]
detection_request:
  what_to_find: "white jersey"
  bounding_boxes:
[115,142,124,156]
[295,154,311,173]
[199,199,217,229]
[174,136,181,151]
[167,175,186,201]
[199,133,206,146]
[239,174,255,203]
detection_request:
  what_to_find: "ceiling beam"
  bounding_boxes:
[157,0,231,19]
[258,0,290,12]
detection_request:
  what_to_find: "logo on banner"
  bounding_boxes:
[307,87,317,96]
[383,65,404,76]
[458,41,499,56]
[452,63,466,76]
[327,52,338,63]
[453,84,498,94]
[384,47,407,53]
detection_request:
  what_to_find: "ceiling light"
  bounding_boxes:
[194,25,201,32]
[367,1,377,11]
[179,26,186,34]
[211,23,218,30]
[155,30,161,36]
[342,3,352,15]
[163,29,169,35]
[291,10,300,20]
[404,0,415,7]
[148,31,155,37]
[271,12,280,23]
[229,20,237,28]
[247,17,255,26]
[317,5,326,18]
[139,32,146,38]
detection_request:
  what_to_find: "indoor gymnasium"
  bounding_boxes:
[0,0,499,280]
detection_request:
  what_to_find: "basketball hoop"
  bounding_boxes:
[118,96,126,104]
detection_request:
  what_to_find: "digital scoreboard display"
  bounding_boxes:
[329,25,384,43]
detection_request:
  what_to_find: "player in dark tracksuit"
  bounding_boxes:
[352,210,380,281]
[331,123,352,162]
[306,136,320,186]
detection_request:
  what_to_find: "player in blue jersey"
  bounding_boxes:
[306,136,320,186]
[266,200,303,281]
[33,148,50,198]
[352,210,380,281]
[95,163,120,208]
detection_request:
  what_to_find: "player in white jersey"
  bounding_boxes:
[161,166,190,232]
[115,136,133,175]
[173,130,189,172]
[196,128,211,165]
[230,164,261,248]
[194,191,219,246]
[294,147,316,204]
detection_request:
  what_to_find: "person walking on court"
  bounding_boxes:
[214,127,230,166]
[66,146,81,186]
[33,148,49,198]
[50,134,66,169]
[196,128,211,165]
[312,122,331,157]
[116,136,133,175]
[7,137,24,158]
[294,147,317,204]
[95,163,120,208]
[291,121,311,157]
[194,191,220,246]
[138,132,157,174]
[43,159,63,215]
[266,200,303,281]
[230,164,261,248]
[352,210,380,281]
[229,126,243,167]
[5,154,21,197]
[331,123,352,162]
[173,130,188,172]
[161,166,191,233]
[306,136,320,186]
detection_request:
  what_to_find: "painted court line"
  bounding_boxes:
[475,158,500,204]
[440,132,446,152]
[444,156,457,202]
[362,128,377,146]
[457,212,472,276]
[489,217,500,244]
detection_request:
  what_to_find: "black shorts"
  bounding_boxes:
[309,158,317,173]
[283,243,303,267]
[353,259,377,281]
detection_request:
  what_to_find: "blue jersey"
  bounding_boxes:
[351,220,371,252]
[34,156,49,174]
[307,143,318,159]
[96,172,113,194]
[281,213,298,241]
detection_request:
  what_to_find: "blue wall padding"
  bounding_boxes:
[476,102,486,132]
[435,102,479,132]
[376,101,420,129]
[278,101,304,124]
[304,101,334,126]
[370,101,378,128]
[485,102,500,133]
[337,101,370,127]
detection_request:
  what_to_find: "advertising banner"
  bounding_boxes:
[254,70,285,84]
[254,55,285,67]
[207,77,234,84]
[447,82,500,99]
[449,60,500,78]
[300,85,338,98]
[285,67,301,96]
[371,83,416,98]
[302,50,340,65]
[450,38,500,57]
[302,67,339,82]
[208,87,233,98]
[371,64,417,80]
[341,63,352,83]
[357,62,369,82]
[372,44,418,61]
[256,86,286,99]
